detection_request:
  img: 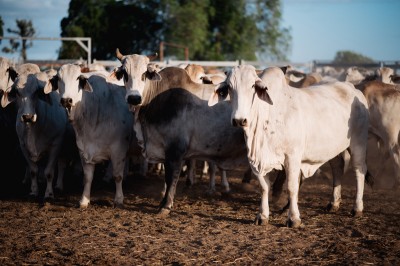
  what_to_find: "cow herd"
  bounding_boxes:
[0,52,399,228]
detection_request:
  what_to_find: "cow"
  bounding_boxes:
[208,65,369,228]
[112,50,250,215]
[355,80,400,188]
[44,63,134,208]
[282,66,322,88]
[1,70,70,200]
[184,63,230,193]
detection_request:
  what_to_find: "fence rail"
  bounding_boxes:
[21,58,400,74]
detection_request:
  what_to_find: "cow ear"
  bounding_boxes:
[43,75,59,94]
[1,88,16,108]
[7,67,18,82]
[143,63,162,81]
[208,83,228,106]
[201,76,213,84]
[77,75,93,92]
[255,79,273,105]
[280,66,288,75]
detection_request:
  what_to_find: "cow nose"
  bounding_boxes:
[127,95,142,106]
[60,98,73,108]
[232,118,247,127]
[22,114,35,123]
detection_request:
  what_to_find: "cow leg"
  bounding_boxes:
[241,166,253,183]
[286,163,302,228]
[28,163,39,198]
[111,158,126,208]
[389,143,400,189]
[327,154,345,212]
[185,159,196,187]
[255,173,271,225]
[55,158,67,193]
[349,144,367,217]
[200,161,209,180]
[80,163,95,208]
[271,169,287,206]
[220,169,230,194]
[158,143,186,216]
[206,162,217,194]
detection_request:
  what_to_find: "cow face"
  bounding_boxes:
[115,49,161,111]
[216,65,273,128]
[2,73,51,123]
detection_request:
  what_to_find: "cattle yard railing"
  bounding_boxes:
[16,58,400,74]
[312,60,400,73]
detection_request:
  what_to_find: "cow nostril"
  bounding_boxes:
[232,118,247,127]
[67,98,73,105]
[127,95,142,106]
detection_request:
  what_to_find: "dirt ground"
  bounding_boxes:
[0,148,399,266]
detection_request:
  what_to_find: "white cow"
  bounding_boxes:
[44,64,134,208]
[209,65,369,228]
[1,71,69,200]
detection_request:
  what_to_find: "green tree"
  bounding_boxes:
[333,50,374,64]
[2,19,36,60]
[59,0,291,62]
[203,0,258,60]
[161,0,210,60]
[252,0,292,61]
[59,0,163,60]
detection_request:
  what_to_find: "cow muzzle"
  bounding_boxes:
[21,114,37,123]
[60,98,73,109]
[127,95,142,106]
[232,118,247,127]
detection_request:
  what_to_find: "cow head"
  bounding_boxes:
[209,65,273,128]
[43,64,93,120]
[2,73,53,123]
[113,48,161,111]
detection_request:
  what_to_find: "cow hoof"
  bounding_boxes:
[326,203,340,212]
[221,191,231,199]
[286,218,302,228]
[255,213,268,225]
[157,208,171,217]
[351,209,363,218]
[79,203,89,209]
[206,189,216,196]
[113,202,124,209]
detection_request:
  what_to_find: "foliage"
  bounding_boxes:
[58,0,291,62]
[1,19,36,60]
[333,50,375,64]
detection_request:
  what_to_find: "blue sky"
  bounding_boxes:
[0,0,399,63]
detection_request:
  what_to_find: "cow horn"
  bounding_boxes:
[116,48,124,61]
[147,53,158,61]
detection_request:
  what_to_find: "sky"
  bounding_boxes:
[0,0,399,63]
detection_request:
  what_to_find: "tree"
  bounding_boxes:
[2,19,36,61]
[252,0,292,61]
[59,0,163,60]
[58,0,291,62]
[333,50,374,64]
